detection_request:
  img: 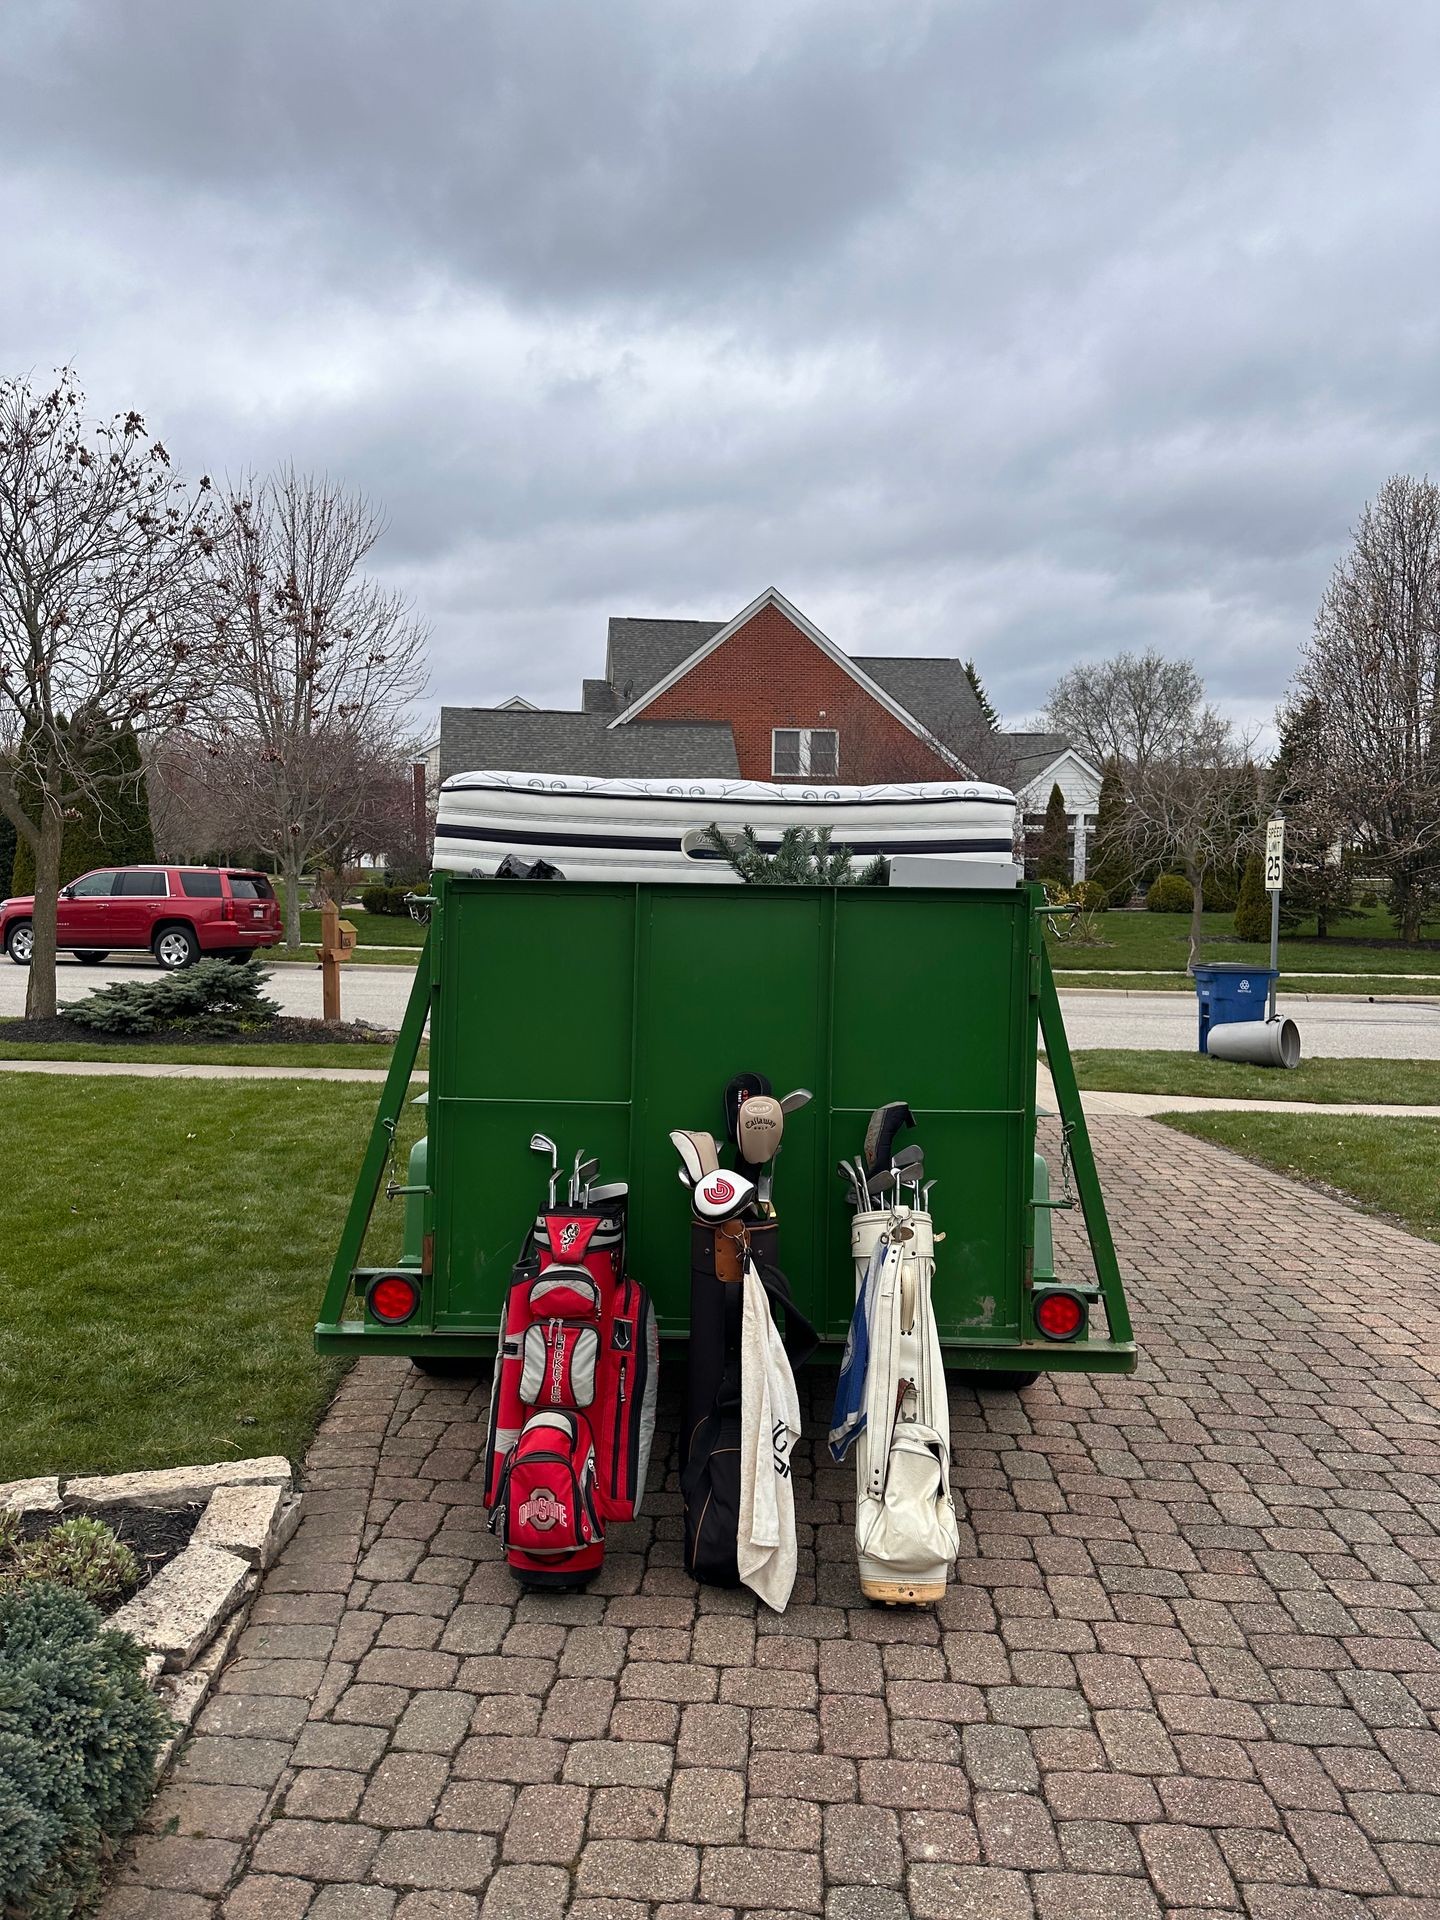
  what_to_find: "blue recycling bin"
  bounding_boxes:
[1193,963,1278,1054]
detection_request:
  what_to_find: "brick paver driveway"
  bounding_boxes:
[106,1117,1440,1919]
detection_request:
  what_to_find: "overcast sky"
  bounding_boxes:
[3,1,1437,740]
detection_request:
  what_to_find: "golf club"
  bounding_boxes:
[836,1159,862,1209]
[920,1178,936,1210]
[570,1147,587,1208]
[779,1088,813,1115]
[577,1157,599,1205]
[529,1132,560,1209]
[588,1180,628,1204]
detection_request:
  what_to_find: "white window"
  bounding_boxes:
[772,728,839,778]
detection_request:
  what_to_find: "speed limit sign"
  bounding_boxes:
[1264,817,1285,892]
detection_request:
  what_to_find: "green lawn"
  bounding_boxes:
[0,1076,423,1480]
[270,945,420,967]
[1071,1050,1440,1106]
[1051,904,1440,978]
[0,1036,413,1070]
[1160,1111,1440,1246]
[294,908,428,948]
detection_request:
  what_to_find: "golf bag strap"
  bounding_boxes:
[754,1258,819,1371]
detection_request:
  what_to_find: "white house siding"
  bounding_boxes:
[1018,751,1104,880]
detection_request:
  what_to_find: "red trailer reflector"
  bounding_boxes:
[1034,1288,1085,1342]
[367,1273,421,1324]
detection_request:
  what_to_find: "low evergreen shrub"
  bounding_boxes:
[704,824,887,886]
[61,959,281,1037]
[11,1519,141,1610]
[359,884,411,917]
[1146,872,1193,913]
[0,1582,169,1918]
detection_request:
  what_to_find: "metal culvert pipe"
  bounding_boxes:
[1204,1017,1302,1068]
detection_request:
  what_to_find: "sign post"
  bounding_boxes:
[1264,814,1285,1020]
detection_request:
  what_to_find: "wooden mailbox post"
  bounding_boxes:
[319,902,358,1024]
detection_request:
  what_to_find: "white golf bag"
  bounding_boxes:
[845,1207,959,1604]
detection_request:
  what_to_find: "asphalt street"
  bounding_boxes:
[4,954,1440,1057]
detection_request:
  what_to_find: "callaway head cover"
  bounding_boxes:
[736,1093,784,1167]
[722,1071,771,1147]
[691,1167,757,1223]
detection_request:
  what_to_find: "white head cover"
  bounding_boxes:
[692,1168,757,1223]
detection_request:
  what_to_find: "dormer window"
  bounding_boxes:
[772,728,839,778]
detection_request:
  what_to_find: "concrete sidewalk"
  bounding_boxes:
[1035,1065,1438,1122]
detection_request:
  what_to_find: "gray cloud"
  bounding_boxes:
[3,0,1438,742]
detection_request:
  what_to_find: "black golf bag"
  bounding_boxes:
[681,1220,817,1586]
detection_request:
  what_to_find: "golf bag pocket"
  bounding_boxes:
[491,1409,605,1590]
[856,1422,959,1582]
[528,1271,600,1320]
[519,1318,599,1409]
[537,1211,624,1286]
[597,1276,659,1521]
[681,1400,742,1587]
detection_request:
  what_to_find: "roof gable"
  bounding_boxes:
[605,617,724,707]
[606,587,963,767]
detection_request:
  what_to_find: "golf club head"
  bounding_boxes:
[863,1102,915,1179]
[890,1143,925,1172]
[577,1158,599,1187]
[723,1072,771,1146]
[529,1132,558,1167]
[737,1093,784,1167]
[588,1180,628,1203]
[779,1087,813,1115]
[678,1168,694,1191]
[692,1167,757,1223]
[670,1129,720,1185]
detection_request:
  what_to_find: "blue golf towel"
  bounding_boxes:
[828,1239,884,1462]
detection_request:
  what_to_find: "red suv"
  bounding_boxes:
[1,866,283,970]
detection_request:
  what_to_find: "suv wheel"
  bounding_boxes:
[5,921,33,966]
[153,924,200,970]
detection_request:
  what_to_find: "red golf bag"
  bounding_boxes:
[489,1408,605,1588]
[485,1205,658,1589]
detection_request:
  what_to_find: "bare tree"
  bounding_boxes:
[199,471,428,946]
[1290,474,1440,943]
[0,372,212,1017]
[1125,710,1262,969]
[1043,648,1206,773]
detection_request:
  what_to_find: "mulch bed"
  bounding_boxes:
[16,1502,204,1598]
[0,1016,394,1047]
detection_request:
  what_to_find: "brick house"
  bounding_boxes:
[438,586,1094,872]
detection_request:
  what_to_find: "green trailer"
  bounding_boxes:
[317,873,1135,1378]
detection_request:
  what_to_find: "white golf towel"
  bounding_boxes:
[737,1256,802,1613]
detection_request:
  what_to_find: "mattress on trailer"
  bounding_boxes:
[434,770,1019,885]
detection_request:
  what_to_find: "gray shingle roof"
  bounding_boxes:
[605,617,723,708]
[1002,731,1072,786]
[581,678,619,714]
[849,657,983,739]
[438,707,738,783]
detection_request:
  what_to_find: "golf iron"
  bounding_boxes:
[529,1132,560,1209]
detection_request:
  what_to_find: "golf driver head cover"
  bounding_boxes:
[723,1072,771,1147]
[692,1167,757,1223]
[863,1101,916,1179]
[736,1093,784,1168]
[670,1129,720,1185]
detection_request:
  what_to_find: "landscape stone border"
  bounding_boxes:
[1,1456,302,1759]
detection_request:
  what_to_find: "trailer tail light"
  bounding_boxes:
[1034,1288,1086,1342]
[367,1273,421,1325]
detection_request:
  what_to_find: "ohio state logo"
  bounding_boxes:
[559,1222,579,1253]
[702,1175,735,1206]
[518,1488,567,1531]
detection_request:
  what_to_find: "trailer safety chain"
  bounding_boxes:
[1057,1118,1079,1209]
